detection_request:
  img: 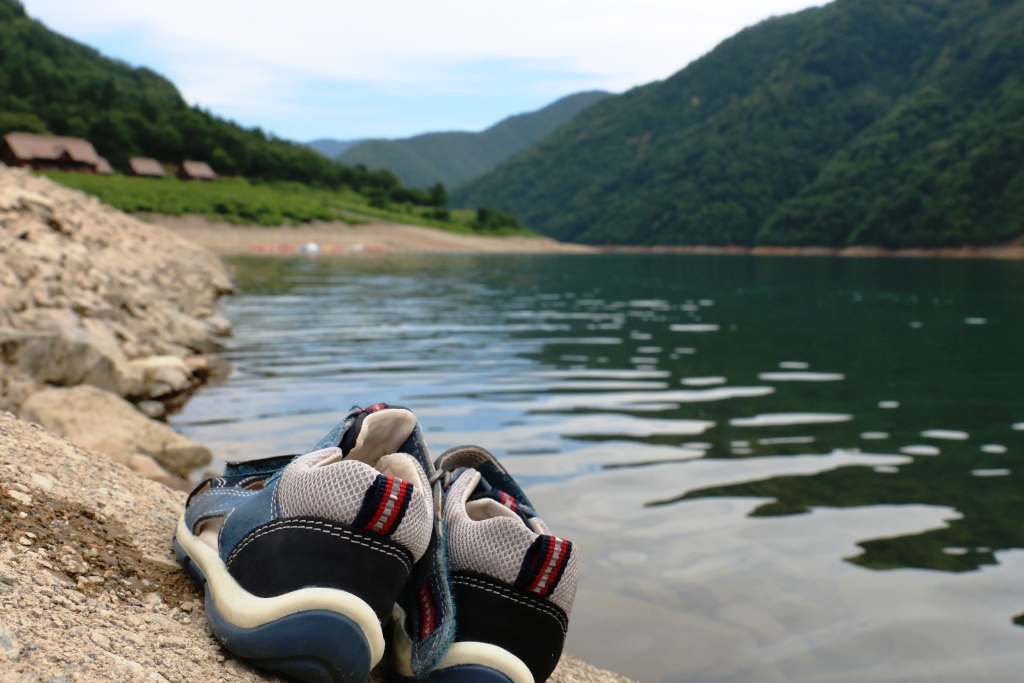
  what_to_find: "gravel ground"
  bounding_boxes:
[0,412,632,683]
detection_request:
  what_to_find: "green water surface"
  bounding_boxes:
[175,254,1024,682]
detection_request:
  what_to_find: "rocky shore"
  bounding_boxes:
[1,165,233,487]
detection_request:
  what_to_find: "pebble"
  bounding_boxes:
[7,490,32,505]
[30,473,54,490]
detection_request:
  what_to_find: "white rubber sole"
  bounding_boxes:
[390,605,534,683]
[175,516,386,665]
[435,642,534,683]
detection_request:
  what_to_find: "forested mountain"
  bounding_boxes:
[0,0,435,204]
[453,0,1024,247]
[336,91,610,189]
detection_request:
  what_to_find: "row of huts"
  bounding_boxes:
[0,132,217,181]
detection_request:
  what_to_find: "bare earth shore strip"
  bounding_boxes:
[147,214,597,255]
[150,214,1024,260]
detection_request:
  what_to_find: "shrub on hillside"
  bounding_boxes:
[471,206,521,232]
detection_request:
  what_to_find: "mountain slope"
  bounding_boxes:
[0,0,424,201]
[337,91,610,188]
[762,0,1024,247]
[452,0,1024,247]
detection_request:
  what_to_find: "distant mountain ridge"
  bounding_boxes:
[332,91,610,189]
[452,0,1024,248]
[306,138,363,159]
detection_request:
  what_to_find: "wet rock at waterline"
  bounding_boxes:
[0,164,231,486]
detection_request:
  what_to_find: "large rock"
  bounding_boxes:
[1,314,143,396]
[19,385,211,476]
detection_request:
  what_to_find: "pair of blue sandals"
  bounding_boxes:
[174,403,576,683]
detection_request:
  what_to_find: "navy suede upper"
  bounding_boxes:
[183,477,284,564]
[181,404,458,676]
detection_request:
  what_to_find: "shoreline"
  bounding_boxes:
[146,214,1024,260]
[598,243,1024,260]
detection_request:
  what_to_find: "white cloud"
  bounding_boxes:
[21,0,827,138]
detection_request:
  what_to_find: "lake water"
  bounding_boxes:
[173,254,1024,683]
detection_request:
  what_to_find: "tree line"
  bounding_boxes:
[0,0,445,207]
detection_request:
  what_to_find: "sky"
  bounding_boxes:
[22,0,827,142]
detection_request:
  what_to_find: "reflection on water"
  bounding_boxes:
[174,254,1024,683]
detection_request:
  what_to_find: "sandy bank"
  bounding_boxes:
[146,214,1024,260]
[145,214,597,256]
[0,412,632,683]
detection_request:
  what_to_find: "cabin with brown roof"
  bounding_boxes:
[127,157,165,178]
[177,160,216,182]
[1,133,106,173]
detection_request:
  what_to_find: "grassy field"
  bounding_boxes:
[44,173,533,236]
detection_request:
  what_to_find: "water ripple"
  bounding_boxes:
[730,413,854,427]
